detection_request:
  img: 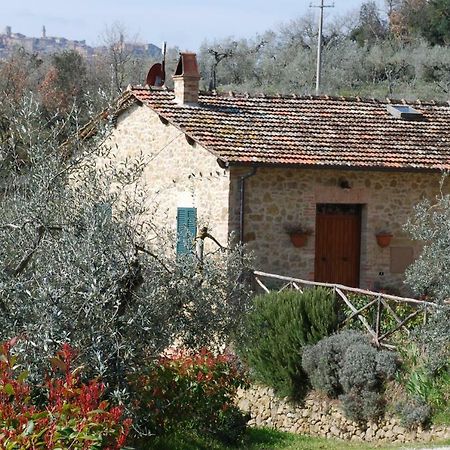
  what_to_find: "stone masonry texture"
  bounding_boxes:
[105,102,449,291]
[236,385,450,444]
[229,166,447,293]
[105,104,230,253]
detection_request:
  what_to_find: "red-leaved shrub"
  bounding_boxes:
[0,339,131,449]
[131,348,249,443]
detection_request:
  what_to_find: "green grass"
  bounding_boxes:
[134,428,450,450]
[433,408,450,426]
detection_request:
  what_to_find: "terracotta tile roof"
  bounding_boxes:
[124,87,450,171]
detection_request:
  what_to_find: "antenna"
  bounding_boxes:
[310,0,334,95]
[161,41,167,85]
[145,41,167,87]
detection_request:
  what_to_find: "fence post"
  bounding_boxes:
[375,296,382,345]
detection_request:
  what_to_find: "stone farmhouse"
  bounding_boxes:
[105,53,450,294]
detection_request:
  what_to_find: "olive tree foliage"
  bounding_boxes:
[403,179,450,387]
[196,6,450,101]
[197,12,390,96]
[404,177,450,303]
[0,95,252,393]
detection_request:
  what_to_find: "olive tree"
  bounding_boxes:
[0,95,252,394]
[404,178,450,303]
[402,179,450,390]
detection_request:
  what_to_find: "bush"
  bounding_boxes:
[396,308,450,424]
[213,405,249,445]
[130,348,248,444]
[0,340,131,449]
[339,343,379,392]
[302,330,367,398]
[395,398,431,429]
[302,331,399,422]
[340,389,384,423]
[237,287,339,399]
[375,350,399,380]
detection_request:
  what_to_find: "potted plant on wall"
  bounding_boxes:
[284,224,311,248]
[375,231,393,248]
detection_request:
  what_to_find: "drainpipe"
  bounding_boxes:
[239,166,257,245]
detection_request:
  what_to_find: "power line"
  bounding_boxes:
[310,0,334,95]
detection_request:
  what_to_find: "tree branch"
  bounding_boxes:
[134,243,173,274]
[11,225,45,276]
[4,223,64,277]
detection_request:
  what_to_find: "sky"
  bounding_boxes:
[3,0,376,51]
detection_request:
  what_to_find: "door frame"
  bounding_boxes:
[314,203,362,287]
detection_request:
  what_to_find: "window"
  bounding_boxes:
[176,207,197,255]
[386,104,423,121]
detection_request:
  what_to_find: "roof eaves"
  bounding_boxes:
[225,160,449,173]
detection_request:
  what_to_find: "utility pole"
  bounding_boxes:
[311,0,334,95]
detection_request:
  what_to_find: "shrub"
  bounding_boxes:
[339,343,379,392]
[412,306,450,374]
[375,350,399,380]
[130,348,248,444]
[395,398,431,429]
[237,287,339,399]
[302,330,368,398]
[0,340,131,449]
[340,389,384,423]
[396,308,450,424]
[302,331,399,422]
[213,405,249,445]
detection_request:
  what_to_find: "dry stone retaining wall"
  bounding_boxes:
[236,385,450,444]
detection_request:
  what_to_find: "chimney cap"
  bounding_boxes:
[173,52,200,79]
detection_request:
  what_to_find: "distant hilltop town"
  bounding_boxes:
[0,25,162,59]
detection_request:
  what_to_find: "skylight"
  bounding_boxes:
[387,104,424,121]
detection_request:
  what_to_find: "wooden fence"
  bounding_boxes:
[253,270,440,348]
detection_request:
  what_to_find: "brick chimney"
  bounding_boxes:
[173,52,200,105]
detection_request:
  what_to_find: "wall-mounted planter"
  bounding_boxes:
[376,233,393,248]
[289,232,309,248]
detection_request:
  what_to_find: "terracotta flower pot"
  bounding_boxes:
[289,232,308,247]
[376,233,393,248]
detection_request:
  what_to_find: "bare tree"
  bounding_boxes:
[99,23,146,97]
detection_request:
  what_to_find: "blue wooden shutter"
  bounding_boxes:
[176,207,197,255]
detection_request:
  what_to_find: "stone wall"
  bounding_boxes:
[229,166,449,293]
[105,104,230,252]
[236,385,450,444]
[106,104,450,292]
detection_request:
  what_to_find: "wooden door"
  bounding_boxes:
[314,204,361,287]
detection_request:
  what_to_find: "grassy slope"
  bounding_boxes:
[139,428,450,450]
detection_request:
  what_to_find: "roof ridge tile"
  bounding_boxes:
[130,85,450,106]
